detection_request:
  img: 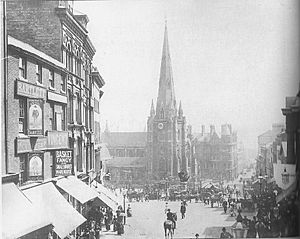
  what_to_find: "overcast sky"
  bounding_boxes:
[74,0,299,149]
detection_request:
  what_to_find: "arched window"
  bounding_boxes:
[160,108,164,119]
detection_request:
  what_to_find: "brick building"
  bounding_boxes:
[193,124,238,182]
[6,0,101,183]
[6,36,70,184]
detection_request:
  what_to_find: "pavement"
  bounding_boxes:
[98,200,256,239]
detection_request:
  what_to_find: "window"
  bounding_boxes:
[36,64,42,84]
[49,70,54,88]
[67,90,73,123]
[75,93,81,124]
[19,57,27,79]
[19,99,26,134]
[49,103,54,130]
[61,106,66,130]
[19,155,26,185]
[61,75,66,92]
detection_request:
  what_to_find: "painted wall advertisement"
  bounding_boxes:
[55,150,73,176]
[28,99,43,135]
[28,153,43,181]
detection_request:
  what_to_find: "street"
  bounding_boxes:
[100,200,254,239]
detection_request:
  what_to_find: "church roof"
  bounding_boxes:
[156,23,176,115]
[101,132,147,147]
[106,157,146,168]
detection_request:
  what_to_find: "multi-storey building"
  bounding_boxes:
[6,0,100,183]
[91,67,105,181]
[193,124,238,182]
[5,36,69,184]
[256,123,285,177]
[147,24,192,180]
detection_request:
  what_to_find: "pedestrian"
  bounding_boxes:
[180,202,186,219]
[165,202,169,214]
[222,200,228,214]
[220,227,233,238]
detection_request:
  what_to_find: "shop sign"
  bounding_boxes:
[17,137,32,153]
[16,80,46,99]
[16,137,47,153]
[28,153,43,181]
[28,99,43,136]
[54,150,73,176]
[47,91,67,104]
[47,131,69,149]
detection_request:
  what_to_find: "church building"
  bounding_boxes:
[147,23,190,180]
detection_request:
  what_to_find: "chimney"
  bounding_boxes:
[210,125,215,135]
[201,125,205,136]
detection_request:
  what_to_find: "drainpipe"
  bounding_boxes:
[2,0,8,173]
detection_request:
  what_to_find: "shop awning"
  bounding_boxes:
[56,176,99,204]
[23,182,86,239]
[91,184,119,211]
[276,180,297,203]
[91,181,122,205]
[2,183,52,239]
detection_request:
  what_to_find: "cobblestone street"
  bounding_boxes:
[100,200,255,239]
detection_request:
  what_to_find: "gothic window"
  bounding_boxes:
[160,108,164,119]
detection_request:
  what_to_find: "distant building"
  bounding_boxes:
[101,130,147,186]
[193,124,238,182]
[256,123,285,177]
[146,23,192,180]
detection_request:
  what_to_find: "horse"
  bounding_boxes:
[163,212,177,239]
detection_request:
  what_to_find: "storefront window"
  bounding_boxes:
[19,154,27,185]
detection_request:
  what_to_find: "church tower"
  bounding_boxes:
[147,23,187,180]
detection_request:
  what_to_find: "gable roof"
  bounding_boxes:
[101,132,147,147]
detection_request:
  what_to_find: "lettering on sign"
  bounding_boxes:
[55,150,73,176]
[17,80,46,99]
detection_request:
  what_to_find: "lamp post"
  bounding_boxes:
[123,192,126,224]
[258,174,263,196]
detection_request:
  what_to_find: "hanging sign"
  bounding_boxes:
[28,153,44,181]
[27,99,43,136]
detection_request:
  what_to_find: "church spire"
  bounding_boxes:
[156,22,176,117]
[178,100,183,117]
[150,99,155,116]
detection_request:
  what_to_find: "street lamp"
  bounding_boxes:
[258,174,264,196]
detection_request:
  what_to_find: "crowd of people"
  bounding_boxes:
[72,205,127,239]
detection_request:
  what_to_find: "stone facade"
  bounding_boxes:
[193,124,238,182]
[147,24,191,180]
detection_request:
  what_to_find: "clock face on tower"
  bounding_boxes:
[158,123,164,130]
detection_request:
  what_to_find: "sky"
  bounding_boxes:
[74,0,299,149]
